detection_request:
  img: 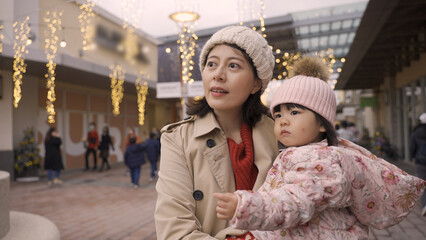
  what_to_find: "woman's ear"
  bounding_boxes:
[251,78,262,94]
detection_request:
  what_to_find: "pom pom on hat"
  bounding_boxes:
[270,55,336,125]
[199,25,275,94]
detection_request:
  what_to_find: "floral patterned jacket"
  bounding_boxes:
[231,139,425,240]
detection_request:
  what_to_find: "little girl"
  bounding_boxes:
[214,56,425,239]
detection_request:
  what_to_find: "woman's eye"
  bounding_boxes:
[206,61,216,68]
[229,63,239,69]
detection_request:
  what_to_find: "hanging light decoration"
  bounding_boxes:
[0,24,4,53]
[135,72,149,125]
[237,0,266,37]
[317,48,337,89]
[12,17,31,108]
[169,0,199,85]
[43,11,62,124]
[121,0,144,64]
[78,0,95,51]
[109,64,125,116]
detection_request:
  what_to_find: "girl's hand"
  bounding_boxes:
[213,192,238,220]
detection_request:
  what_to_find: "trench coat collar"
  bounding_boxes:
[193,111,222,138]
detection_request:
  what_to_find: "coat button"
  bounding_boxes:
[193,190,203,201]
[206,139,216,148]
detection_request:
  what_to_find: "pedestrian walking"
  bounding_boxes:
[143,133,160,181]
[84,122,99,171]
[124,137,146,188]
[98,126,114,172]
[44,127,64,185]
[214,56,425,239]
[410,112,426,216]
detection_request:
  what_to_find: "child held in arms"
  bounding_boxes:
[214,56,425,239]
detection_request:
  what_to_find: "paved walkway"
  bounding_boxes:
[8,160,426,240]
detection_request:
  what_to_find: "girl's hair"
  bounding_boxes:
[45,127,56,144]
[273,103,338,146]
[186,43,269,127]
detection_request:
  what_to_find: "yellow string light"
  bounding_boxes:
[44,11,62,124]
[135,72,148,125]
[12,17,31,108]
[109,64,125,116]
[171,0,199,85]
[78,0,95,51]
[0,24,4,53]
[274,51,300,80]
[237,0,266,37]
[121,0,144,65]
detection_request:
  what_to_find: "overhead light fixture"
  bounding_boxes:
[169,11,199,23]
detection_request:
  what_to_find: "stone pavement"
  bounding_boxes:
[7,161,426,240]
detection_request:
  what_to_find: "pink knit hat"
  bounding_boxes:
[270,56,336,125]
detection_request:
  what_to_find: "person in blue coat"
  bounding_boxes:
[124,137,146,188]
[143,133,161,181]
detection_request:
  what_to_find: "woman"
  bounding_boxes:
[98,126,114,172]
[44,127,64,185]
[155,25,278,239]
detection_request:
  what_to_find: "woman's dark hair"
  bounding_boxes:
[273,103,338,146]
[187,43,269,127]
[45,127,56,144]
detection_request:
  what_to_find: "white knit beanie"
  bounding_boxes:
[270,56,336,126]
[199,25,275,93]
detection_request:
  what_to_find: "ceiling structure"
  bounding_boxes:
[335,0,426,90]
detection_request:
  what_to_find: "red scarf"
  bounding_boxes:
[227,122,258,190]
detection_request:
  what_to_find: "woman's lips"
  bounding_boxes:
[210,87,228,97]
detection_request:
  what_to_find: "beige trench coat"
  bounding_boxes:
[155,111,279,239]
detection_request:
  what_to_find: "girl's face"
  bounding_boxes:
[202,44,261,114]
[273,104,326,147]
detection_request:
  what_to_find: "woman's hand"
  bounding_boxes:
[213,192,238,220]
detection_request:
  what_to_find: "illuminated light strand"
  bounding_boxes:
[78,0,95,51]
[12,17,31,108]
[135,72,149,125]
[237,0,266,37]
[0,24,4,53]
[172,0,199,84]
[44,11,62,124]
[109,64,125,116]
[316,48,337,89]
[121,0,144,65]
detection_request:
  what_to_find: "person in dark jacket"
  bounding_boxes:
[410,112,426,216]
[143,133,160,181]
[124,137,146,188]
[44,127,64,185]
[98,126,114,172]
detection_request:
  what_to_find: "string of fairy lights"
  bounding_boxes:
[121,0,149,125]
[135,72,149,125]
[109,64,125,116]
[12,17,31,108]
[237,0,266,37]
[43,11,62,124]
[78,0,95,51]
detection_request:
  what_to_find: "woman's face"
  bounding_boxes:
[202,44,261,114]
